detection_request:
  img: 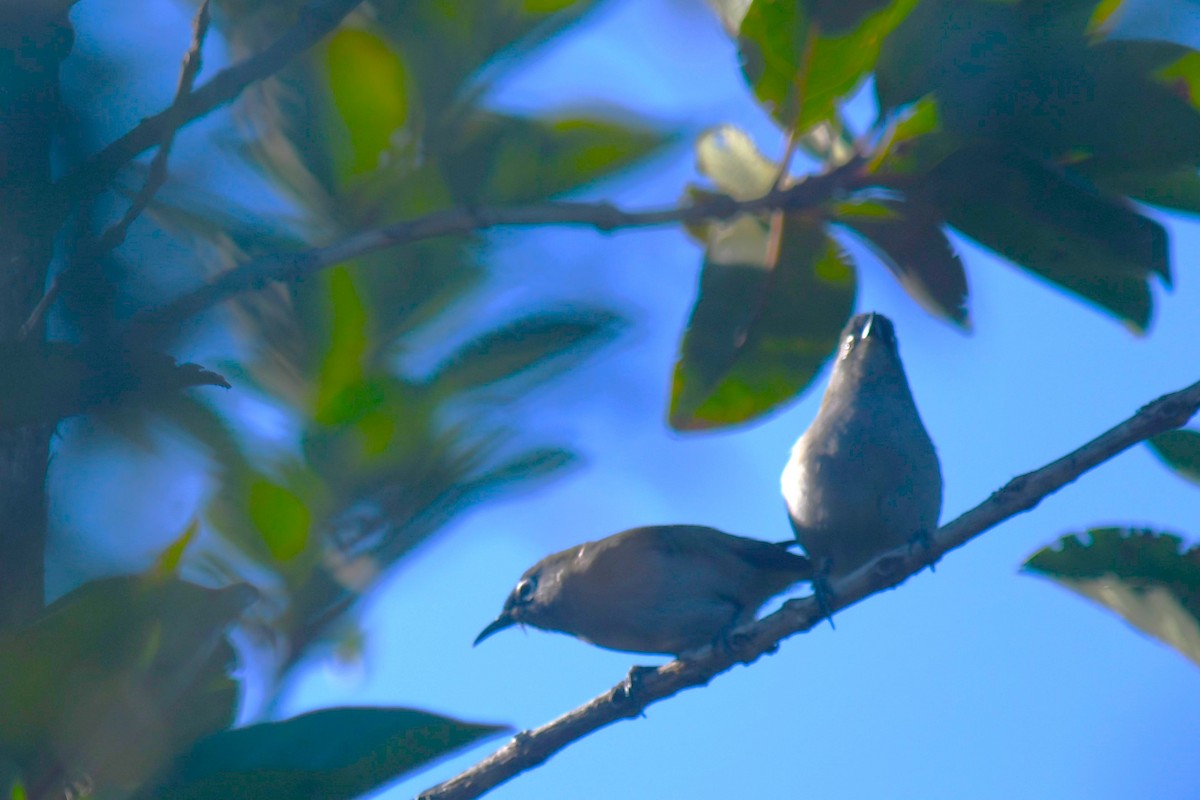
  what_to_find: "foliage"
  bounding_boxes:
[1,0,1199,798]
[1025,528,1200,666]
[671,0,1196,428]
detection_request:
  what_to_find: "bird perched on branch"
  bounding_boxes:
[782,312,942,595]
[474,525,813,657]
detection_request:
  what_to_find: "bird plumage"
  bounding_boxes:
[475,525,812,656]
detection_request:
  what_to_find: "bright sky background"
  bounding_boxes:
[57,1,1200,798]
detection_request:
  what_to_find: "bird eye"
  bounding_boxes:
[514,576,538,603]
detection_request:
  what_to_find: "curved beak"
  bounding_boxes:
[473,612,516,646]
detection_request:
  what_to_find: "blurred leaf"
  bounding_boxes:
[430,309,623,394]
[671,212,855,430]
[0,576,254,796]
[149,707,507,800]
[1083,166,1200,215]
[373,0,600,118]
[325,27,411,178]
[248,479,312,562]
[439,111,668,205]
[867,95,960,176]
[1148,429,1200,487]
[454,446,577,504]
[739,0,917,131]
[836,197,969,326]
[1025,528,1200,667]
[314,267,370,425]
[151,521,200,578]
[695,124,778,200]
[914,146,1168,331]
[706,0,752,32]
[0,342,229,431]
[876,0,1200,170]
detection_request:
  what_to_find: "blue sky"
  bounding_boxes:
[57,1,1200,798]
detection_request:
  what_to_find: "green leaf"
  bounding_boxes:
[671,212,856,430]
[325,27,411,178]
[1083,166,1200,215]
[431,309,624,394]
[1024,528,1200,667]
[914,146,1168,331]
[152,520,200,578]
[438,111,668,205]
[150,707,508,800]
[875,1,1200,170]
[1148,430,1200,487]
[248,479,312,562]
[0,577,254,794]
[314,267,371,425]
[739,0,917,131]
[836,198,969,327]
[374,1,602,122]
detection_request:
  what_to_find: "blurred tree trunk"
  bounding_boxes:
[0,12,72,630]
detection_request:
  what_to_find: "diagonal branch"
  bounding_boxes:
[416,376,1200,800]
[134,157,868,329]
[54,0,363,212]
[21,0,213,340]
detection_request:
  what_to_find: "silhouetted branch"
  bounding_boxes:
[416,376,1200,800]
[56,0,363,210]
[21,1,213,340]
[138,156,868,328]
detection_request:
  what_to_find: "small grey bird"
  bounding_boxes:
[474,525,813,657]
[781,312,942,582]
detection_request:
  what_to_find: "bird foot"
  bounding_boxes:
[907,527,938,573]
[613,665,657,708]
[812,559,837,630]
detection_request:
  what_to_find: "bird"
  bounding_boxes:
[473,525,813,657]
[781,312,942,587]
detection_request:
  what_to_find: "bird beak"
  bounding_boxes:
[861,312,876,339]
[473,612,516,646]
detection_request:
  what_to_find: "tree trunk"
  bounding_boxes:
[0,13,73,630]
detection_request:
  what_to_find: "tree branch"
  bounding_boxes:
[416,376,1200,800]
[54,0,363,213]
[135,157,868,329]
[21,1,213,341]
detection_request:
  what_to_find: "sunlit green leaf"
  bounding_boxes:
[1148,430,1200,487]
[914,146,1168,331]
[1025,528,1200,667]
[314,267,370,425]
[836,198,969,327]
[149,707,505,800]
[671,212,856,430]
[695,125,778,200]
[248,479,312,562]
[739,0,917,131]
[438,112,668,205]
[152,520,200,578]
[325,27,411,178]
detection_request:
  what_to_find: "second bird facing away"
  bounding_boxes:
[782,312,943,581]
[474,525,813,657]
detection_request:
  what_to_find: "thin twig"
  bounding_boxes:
[54,0,363,212]
[134,156,869,329]
[416,376,1200,800]
[20,1,214,341]
[96,0,212,256]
